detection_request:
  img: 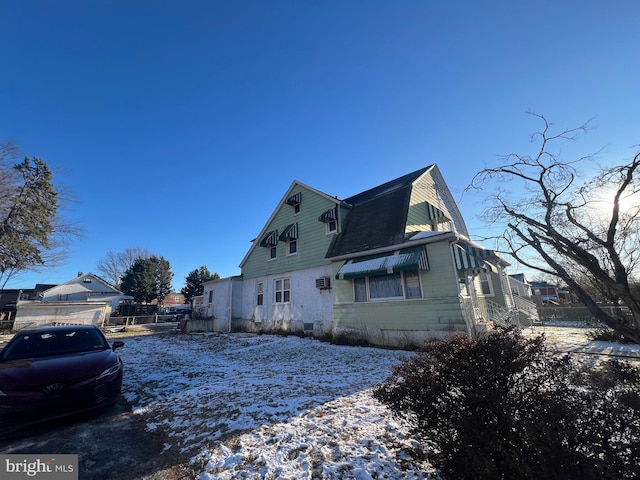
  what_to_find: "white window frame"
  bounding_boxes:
[325,218,338,234]
[403,270,422,299]
[352,270,422,302]
[274,278,290,304]
[257,282,264,306]
[479,273,493,296]
[268,245,277,260]
[287,238,297,256]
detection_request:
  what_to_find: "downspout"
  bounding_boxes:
[228,279,232,333]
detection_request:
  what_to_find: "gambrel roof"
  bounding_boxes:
[326,165,467,258]
[239,164,472,270]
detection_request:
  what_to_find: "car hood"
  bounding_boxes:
[0,350,120,387]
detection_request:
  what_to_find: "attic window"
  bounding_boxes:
[286,193,301,214]
[425,202,450,231]
[83,277,92,283]
[318,208,336,223]
[278,223,298,241]
[259,230,279,248]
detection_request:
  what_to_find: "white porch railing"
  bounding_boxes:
[462,296,541,333]
[482,298,540,329]
[512,295,540,324]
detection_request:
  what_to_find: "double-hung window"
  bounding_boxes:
[288,239,297,255]
[404,270,422,299]
[479,273,492,295]
[275,278,290,303]
[257,282,264,306]
[354,278,367,302]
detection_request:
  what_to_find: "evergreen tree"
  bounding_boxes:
[0,155,57,285]
[181,266,219,303]
[0,142,80,287]
[120,255,174,304]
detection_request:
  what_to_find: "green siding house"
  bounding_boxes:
[202,165,536,346]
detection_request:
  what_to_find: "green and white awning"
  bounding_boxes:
[286,192,301,205]
[426,201,449,223]
[454,244,496,273]
[336,245,429,280]
[318,207,337,223]
[259,230,279,247]
[279,223,298,241]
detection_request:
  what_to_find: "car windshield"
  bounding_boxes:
[0,329,109,361]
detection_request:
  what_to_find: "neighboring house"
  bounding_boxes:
[0,285,57,326]
[13,273,132,331]
[508,273,540,324]
[530,281,573,304]
[509,273,533,298]
[158,292,187,309]
[0,284,57,315]
[0,289,22,324]
[40,273,128,310]
[203,165,538,346]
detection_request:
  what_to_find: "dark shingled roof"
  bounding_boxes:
[326,166,433,258]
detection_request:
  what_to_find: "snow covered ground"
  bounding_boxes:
[119,331,435,479]
[114,324,640,480]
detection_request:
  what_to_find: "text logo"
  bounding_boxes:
[1,455,78,480]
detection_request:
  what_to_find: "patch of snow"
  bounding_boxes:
[409,231,451,241]
[119,333,435,478]
[117,328,639,479]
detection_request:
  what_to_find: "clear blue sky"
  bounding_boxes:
[2,1,639,290]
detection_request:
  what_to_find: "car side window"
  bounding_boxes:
[3,335,36,359]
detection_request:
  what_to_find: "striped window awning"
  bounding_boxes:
[318,207,337,223]
[454,244,497,274]
[279,223,298,241]
[286,192,301,206]
[426,202,450,223]
[336,245,429,280]
[259,230,279,247]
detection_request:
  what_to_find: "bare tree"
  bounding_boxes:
[96,246,153,287]
[468,114,640,342]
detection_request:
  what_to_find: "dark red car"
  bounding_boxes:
[0,325,124,426]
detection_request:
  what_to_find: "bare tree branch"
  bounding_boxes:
[469,114,640,342]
